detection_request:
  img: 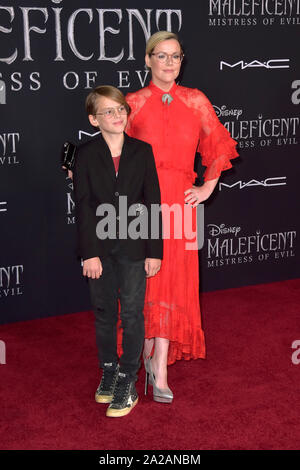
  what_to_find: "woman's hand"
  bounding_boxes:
[83,257,102,279]
[184,178,219,207]
[145,258,161,278]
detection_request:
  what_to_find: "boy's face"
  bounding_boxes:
[88,96,127,136]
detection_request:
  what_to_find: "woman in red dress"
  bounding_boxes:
[124,31,239,403]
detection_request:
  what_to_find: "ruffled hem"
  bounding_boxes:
[144,332,206,366]
[116,300,206,366]
[198,123,239,181]
[117,329,206,366]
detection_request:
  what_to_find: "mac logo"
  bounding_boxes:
[78,130,101,140]
[220,59,290,70]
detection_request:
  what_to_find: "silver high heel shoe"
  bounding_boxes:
[144,356,173,403]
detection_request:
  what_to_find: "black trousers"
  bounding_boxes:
[88,243,146,381]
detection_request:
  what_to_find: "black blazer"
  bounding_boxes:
[73,133,163,261]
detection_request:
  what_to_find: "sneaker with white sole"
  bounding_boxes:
[106,372,138,417]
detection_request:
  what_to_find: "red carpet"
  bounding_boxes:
[0,279,299,450]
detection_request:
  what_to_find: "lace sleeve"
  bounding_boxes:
[195,91,239,182]
[125,92,137,136]
[125,88,151,136]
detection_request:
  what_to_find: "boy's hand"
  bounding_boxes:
[83,257,102,279]
[62,166,73,180]
[145,258,161,278]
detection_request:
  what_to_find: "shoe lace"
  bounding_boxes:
[100,368,117,391]
[111,378,130,403]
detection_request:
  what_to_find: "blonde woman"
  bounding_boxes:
[124,31,239,402]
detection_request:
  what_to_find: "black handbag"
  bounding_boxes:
[61,141,76,170]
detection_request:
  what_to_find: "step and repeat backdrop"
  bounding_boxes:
[0,1,299,323]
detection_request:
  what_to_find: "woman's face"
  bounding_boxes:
[145,39,182,88]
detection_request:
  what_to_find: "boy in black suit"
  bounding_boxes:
[73,86,162,417]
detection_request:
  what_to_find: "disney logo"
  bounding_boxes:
[213,105,242,120]
[207,224,241,237]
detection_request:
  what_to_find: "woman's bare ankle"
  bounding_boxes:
[143,339,154,358]
[151,357,169,389]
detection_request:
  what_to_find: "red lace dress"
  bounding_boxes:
[120,81,239,365]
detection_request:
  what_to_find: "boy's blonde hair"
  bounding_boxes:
[86,85,131,116]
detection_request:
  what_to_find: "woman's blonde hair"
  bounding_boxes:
[145,31,182,56]
[85,85,131,116]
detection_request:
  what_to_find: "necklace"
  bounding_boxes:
[162,93,173,105]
